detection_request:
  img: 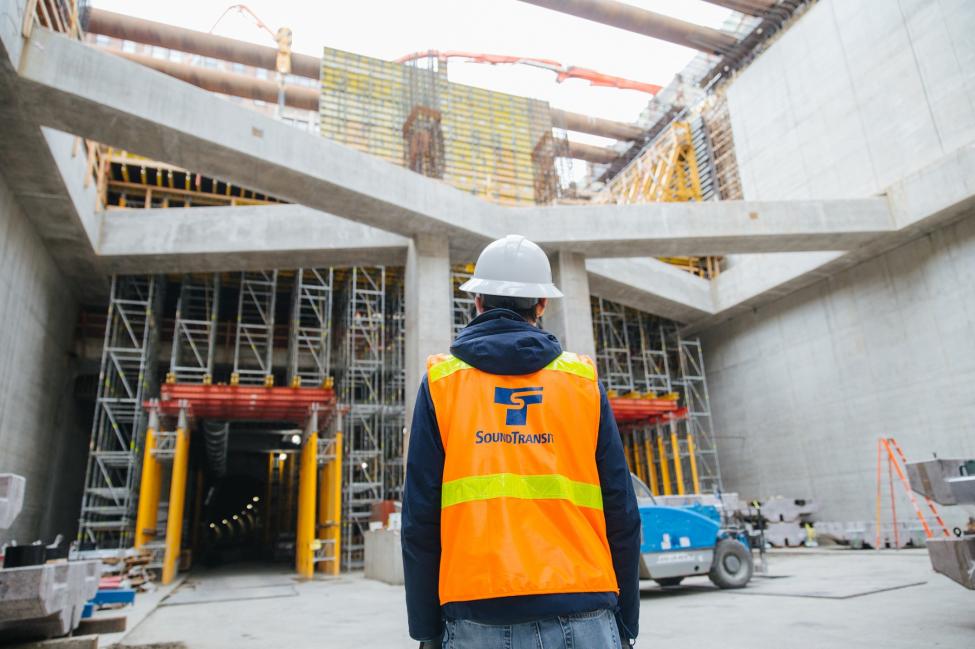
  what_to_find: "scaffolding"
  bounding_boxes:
[451,265,476,337]
[669,332,721,493]
[337,267,387,569]
[79,275,161,547]
[169,274,220,384]
[592,297,634,395]
[590,297,721,495]
[383,275,406,501]
[234,270,278,386]
[287,268,334,387]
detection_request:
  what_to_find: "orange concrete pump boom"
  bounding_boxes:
[396,50,663,95]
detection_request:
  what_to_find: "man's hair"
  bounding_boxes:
[479,294,540,323]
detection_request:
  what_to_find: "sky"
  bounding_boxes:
[90,0,735,147]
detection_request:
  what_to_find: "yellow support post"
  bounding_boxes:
[670,422,685,496]
[264,452,274,546]
[686,431,701,494]
[656,425,672,496]
[283,453,296,533]
[162,410,190,585]
[295,431,318,579]
[134,410,162,548]
[329,432,343,575]
[643,431,659,496]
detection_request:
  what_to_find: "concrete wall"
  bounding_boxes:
[703,0,975,521]
[702,212,975,521]
[727,0,975,201]
[0,171,84,545]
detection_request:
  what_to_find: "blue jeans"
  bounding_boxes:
[444,609,622,649]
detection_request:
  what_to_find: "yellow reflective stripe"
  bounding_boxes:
[442,473,603,511]
[544,352,596,381]
[428,355,473,383]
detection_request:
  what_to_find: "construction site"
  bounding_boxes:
[0,0,973,647]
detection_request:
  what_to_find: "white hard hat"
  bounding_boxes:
[459,234,563,299]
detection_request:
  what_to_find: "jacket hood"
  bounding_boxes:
[450,308,562,375]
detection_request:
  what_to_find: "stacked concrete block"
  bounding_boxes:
[757,497,816,547]
[0,561,100,639]
[0,473,26,530]
[0,474,102,639]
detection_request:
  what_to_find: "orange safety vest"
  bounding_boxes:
[426,351,618,605]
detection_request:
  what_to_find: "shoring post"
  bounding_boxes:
[134,407,162,548]
[296,407,319,579]
[686,427,701,494]
[670,420,685,496]
[162,407,190,585]
[656,423,672,496]
[643,426,659,495]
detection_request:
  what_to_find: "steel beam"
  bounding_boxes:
[518,0,739,55]
[85,9,320,78]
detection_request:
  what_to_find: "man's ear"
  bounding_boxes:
[474,294,485,314]
[535,298,548,319]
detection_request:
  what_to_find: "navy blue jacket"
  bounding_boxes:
[401,308,641,642]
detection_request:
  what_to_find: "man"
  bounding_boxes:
[402,234,641,649]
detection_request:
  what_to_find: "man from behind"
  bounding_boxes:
[402,234,641,648]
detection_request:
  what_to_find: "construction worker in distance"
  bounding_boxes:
[402,234,641,648]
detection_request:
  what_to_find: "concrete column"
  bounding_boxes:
[404,234,453,444]
[546,251,596,359]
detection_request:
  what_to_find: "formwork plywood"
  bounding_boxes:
[320,47,553,206]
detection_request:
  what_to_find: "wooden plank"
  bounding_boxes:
[8,636,98,649]
[76,616,128,635]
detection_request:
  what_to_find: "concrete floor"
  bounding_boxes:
[118,549,973,648]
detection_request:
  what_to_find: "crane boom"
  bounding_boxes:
[396,50,662,95]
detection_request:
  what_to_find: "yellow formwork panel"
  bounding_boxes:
[320,46,552,206]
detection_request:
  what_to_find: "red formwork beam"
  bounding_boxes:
[152,383,337,423]
[609,396,682,424]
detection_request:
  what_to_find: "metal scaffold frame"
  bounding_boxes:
[234,270,279,385]
[287,268,334,387]
[593,297,634,394]
[169,274,220,383]
[451,265,476,337]
[79,275,162,547]
[383,276,406,501]
[669,331,721,493]
[337,267,387,569]
[590,297,721,495]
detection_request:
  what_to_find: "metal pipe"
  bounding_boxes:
[563,140,619,164]
[109,49,319,111]
[518,0,738,55]
[85,8,320,79]
[700,0,778,18]
[550,108,644,141]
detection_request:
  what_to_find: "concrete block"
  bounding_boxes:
[907,458,971,505]
[363,530,404,586]
[0,561,99,639]
[926,536,975,590]
[0,473,26,529]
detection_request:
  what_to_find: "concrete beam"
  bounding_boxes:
[17,28,497,245]
[96,205,410,273]
[0,5,105,298]
[513,198,893,256]
[687,143,975,333]
[586,257,714,323]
